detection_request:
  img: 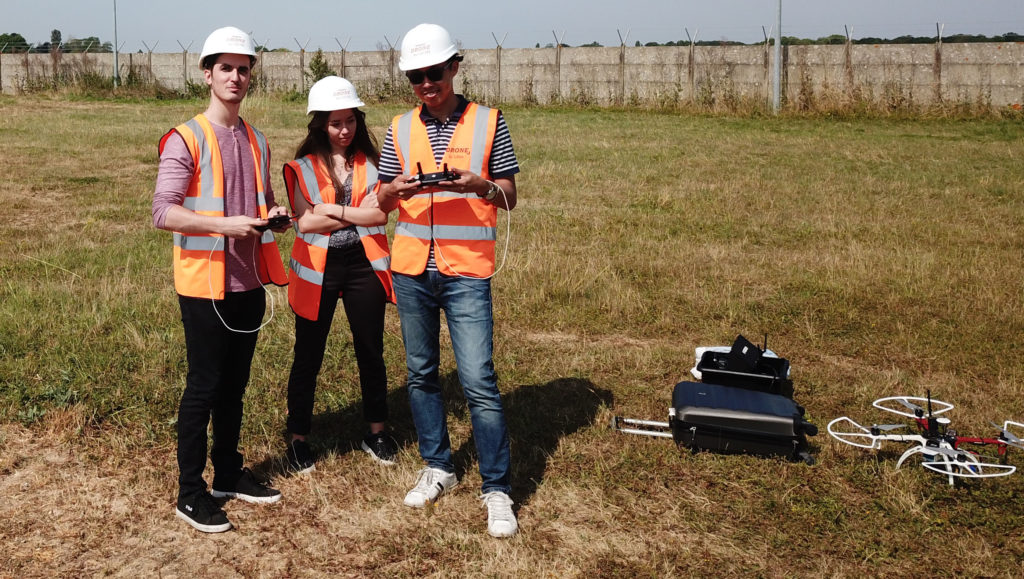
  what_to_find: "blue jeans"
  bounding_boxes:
[393,271,511,494]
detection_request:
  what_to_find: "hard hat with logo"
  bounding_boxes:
[307,76,365,114]
[399,23,458,71]
[199,26,256,66]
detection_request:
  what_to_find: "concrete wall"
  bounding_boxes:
[2,43,1022,109]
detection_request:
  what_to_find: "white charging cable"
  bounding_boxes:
[431,180,511,280]
[207,234,275,333]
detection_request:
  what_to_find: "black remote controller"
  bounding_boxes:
[414,162,458,186]
[254,214,292,232]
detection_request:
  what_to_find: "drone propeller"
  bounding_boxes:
[828,417,925,450]
[925,445,972,461]
[921,454,1016,479]
[827,417,879,449]
[897,399,924,413]
[873,396,954,419]
[995,421,1024,451]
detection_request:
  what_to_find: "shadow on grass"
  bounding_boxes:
[250,371,613,509]
[445,373,613,505]
[250,380,418,479]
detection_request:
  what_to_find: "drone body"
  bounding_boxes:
[828,393,1024,485]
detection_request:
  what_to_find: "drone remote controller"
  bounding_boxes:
[414,162,458,186]
[254,214,292,232]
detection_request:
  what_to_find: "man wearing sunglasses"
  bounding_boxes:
[376,23,520,538]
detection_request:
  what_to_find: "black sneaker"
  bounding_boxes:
[176,491,232,533]
[361,431,398,466]
[286,439,316,474]
[211,468,282,504]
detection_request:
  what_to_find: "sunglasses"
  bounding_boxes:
[406,61,454,85]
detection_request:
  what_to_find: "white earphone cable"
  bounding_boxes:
[431,181,511,280]
[207,234,275,333]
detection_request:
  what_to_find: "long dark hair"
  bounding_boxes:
[294,108,380,195]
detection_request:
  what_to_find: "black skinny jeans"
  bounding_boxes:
[287,244,388,436]
[176,289,265,499]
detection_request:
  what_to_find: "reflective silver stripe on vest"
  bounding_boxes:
[365,162,378,196]
[394,106,490,175]
[183,196,224,212]
[396,222,496,241]
[298,230,330,249]
[355,225,391,272]
[368,255,391,271]
[427,191,479,200]
[467,104,491,175]
[183,118,223,212]
[356,225,387,237]
[290,257,325,285]
[394,111,415,166]
[295,157,325,204]
[174,233,223,251]
[247,121,271,195]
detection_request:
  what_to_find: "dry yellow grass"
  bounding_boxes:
[2,94,1024,576]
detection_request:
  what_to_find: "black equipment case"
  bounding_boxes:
[670,381,816,464]
[695,335,794,398]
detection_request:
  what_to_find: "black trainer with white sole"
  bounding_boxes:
[361,431,399,465]
[176,491,232,533]
[286,439,316,474]
[211,467,282,504]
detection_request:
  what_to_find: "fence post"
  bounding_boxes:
[685,28,698,104]
[176,41,192,92]
[552,30,565,103]
[142,41,158,83]
[23,44,33,88]
[492,32,507,104]
[294,38,309,92]
[844,25,854,96]
[934,23,944,105]
[763,26,772,102]
[617,28,630,105]
[335,37,350,79]
[383,35,396,89]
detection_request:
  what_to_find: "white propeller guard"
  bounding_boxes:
[873,396,954,419]
[827,417,880,449]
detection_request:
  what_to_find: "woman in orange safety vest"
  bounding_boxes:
[281,77,398,474]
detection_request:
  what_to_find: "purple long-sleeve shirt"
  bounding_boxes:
[152,119,277,293]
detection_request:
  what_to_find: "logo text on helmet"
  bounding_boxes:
[410,43,431,56]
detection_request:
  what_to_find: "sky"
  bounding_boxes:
[4,0,1023,52]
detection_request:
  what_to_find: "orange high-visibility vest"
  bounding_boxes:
[283,153,395,320]
[158,114,288,299]
[390,102,499,277]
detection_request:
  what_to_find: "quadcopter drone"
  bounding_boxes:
[827,392,1024,485]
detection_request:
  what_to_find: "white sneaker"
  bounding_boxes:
[480,491,518,538]
[403,467,458,508]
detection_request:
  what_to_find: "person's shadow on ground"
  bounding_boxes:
[446,374,613,505]
[251,379,418,478]
[253,372,612,510]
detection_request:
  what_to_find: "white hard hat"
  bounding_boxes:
[399,23,458,71]
[199,26,256,64]
[307,76,365,114]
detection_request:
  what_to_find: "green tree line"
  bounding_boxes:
[1,29,113,53]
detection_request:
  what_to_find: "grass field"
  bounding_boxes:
[1,93,1024,576]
